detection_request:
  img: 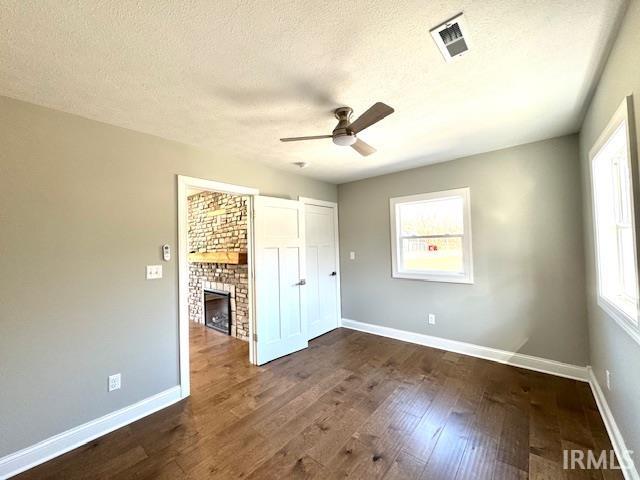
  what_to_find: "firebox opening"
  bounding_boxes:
[204,289,231,335]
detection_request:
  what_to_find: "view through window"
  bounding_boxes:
[390,188,472,283]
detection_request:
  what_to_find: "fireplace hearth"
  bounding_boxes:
[204,289,231,335]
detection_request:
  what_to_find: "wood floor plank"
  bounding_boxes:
[336,403,423,479]
[324,435,374,479]
[555,378,596,449]
[400,375,462,462]
[418,356,487,479]
[528,379,562,464]
[383,451,427,480]
[528,453,564,480]
[561,440,606,480]
[15,324,619,480]
[455,433,499,480]
[496,368,531,473]
[493,460,529,480]
[497,402,531,472]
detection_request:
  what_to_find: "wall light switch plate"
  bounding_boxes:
[146,265,162,279]
[606,370,611,390]
[349,251,356,260]
[108,373,121,392]
[428,314,436,325]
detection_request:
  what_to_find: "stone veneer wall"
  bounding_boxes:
[188,191,249,341]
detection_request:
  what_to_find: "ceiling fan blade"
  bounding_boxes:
[351,138,376,156]
[280,135,332,142]
[348,102,394,134]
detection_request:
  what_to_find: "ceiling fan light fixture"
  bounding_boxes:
[279,102,393,156]
[333,134,357,147]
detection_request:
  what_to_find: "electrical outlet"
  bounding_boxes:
[606,370,611,391]
[349,251,356,260]
[146,265,163,279]
[108,373,121,392]
[428,314,436,325]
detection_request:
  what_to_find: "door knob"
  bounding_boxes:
[330,271,337,276]
[296,279,306,286]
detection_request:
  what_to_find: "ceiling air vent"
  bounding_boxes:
[430,13,471,62]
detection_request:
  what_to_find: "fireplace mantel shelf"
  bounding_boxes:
[188,251,248,265]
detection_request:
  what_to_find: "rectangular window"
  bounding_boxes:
[390,187,473,283]
[590,96,640,337]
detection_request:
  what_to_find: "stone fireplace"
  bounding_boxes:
[188,191,249,341]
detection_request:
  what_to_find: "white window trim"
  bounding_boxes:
[589,95,640,345]
[390,187,473,284]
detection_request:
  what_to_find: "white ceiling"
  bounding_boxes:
[0,1,626,183]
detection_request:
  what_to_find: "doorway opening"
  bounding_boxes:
[177,176,259,399]
[187,190,250,341]
[177,177,342,397]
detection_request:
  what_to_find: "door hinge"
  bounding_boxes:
[253,333,258,342]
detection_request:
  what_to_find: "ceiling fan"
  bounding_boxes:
[280,102,395,156]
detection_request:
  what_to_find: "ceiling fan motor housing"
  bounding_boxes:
[333,107,357,146]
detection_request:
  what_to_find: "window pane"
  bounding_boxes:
[399,197,463,237]
[619,226,639,301]
[614,146,632,225]
[401,237,463,273]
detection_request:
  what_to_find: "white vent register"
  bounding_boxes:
[430,13,471,62]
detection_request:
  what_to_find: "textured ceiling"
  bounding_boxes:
[0,0,627,183]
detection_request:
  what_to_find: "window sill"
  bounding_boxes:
[392,271,474,284]
[597,296,640,346]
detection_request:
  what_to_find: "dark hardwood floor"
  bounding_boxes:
[17,324,620,479]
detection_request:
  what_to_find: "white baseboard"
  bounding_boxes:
[340,318,589,382]
[588,368,639,480]
[0,386,182,479]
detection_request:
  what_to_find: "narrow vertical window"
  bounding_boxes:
[591,97,640,334]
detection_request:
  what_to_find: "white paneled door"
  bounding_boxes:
[254,196,308,365]
[305,203,339,340]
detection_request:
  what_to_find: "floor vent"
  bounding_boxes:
[430,13,471,62]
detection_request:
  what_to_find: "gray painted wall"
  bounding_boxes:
[338,135,589,366]
[0,96,336,457]
[579,0,640,461]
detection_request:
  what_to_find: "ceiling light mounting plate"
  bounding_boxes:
[334,106,353,121]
